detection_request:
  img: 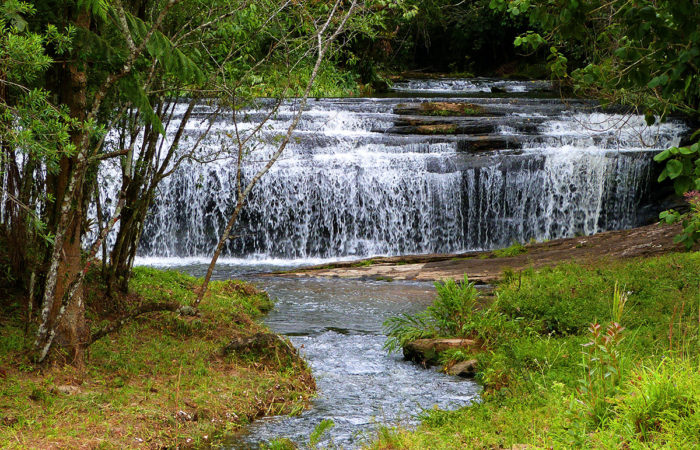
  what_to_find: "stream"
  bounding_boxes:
[160,261,480,448]
[128,78,690,447]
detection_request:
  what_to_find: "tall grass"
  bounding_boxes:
[383,276,479,353]
[372,254,700,449]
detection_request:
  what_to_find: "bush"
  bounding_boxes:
[496,254,700,335]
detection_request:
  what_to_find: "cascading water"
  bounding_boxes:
[121,81,686,260]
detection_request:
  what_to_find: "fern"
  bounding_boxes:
[383,276,481,354]
[77,0,111,23]
[383,312,436,353]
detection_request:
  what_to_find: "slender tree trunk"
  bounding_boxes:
[35,10,91,365]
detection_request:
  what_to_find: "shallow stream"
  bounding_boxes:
[170,262,481,448]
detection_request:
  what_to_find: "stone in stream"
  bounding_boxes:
[445,359,478,378]
[403,338,478,366]
[394,102,501,117]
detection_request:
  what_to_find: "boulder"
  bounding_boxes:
[445,359,478,378]
[221,332,305,370]
[403,338,477,366]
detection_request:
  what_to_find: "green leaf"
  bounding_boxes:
[654,149,671,162]
[679,145,697,155]
[666,159,684,179]
[657,168,668,182]
[647,74,668,88]
[674,176,691,195]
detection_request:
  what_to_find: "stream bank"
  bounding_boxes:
[153,270,482,448]
[370,252,700,449]
[0,267,315,448]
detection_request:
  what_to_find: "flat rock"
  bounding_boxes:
[275,223,684,283]
[55,385,81,396]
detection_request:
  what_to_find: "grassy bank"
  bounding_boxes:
[0,267,314,448]
[376,252,700,448]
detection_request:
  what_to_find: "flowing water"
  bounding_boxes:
[97,79,687,259]
[165,262,480,448]
[122,79,690,447]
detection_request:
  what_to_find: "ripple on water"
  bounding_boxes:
[222,276,481,449]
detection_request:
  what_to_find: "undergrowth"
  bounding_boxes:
[383,276,480,353]
[373,252,700,449]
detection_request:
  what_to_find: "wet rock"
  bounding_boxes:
[386,122,496,135]
[445,359,478,377]
[394,102,502,117]
[403,338,477,366]
[456,136,522,152]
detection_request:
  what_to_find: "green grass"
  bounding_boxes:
[373,252,700,449]
[352,259,375,267]
[0,266,314,449]
[492,241,528,258]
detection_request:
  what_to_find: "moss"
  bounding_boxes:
[0,266,315,448]
[419,102,485,117]
[351,259,375,267]
[491,241,528,258]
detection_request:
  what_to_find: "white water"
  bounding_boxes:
[97,79,687,261]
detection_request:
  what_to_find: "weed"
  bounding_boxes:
[492,241,528,258]
[309,419,334,446]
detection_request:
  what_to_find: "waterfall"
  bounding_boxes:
[100,80,687,259]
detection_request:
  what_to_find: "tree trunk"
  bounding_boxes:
[37,9,91,365]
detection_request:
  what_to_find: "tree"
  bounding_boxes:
[2,0,393,365]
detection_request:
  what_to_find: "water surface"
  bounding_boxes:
[174,263,480,448]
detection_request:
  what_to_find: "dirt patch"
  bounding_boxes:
[275,223,687,283]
